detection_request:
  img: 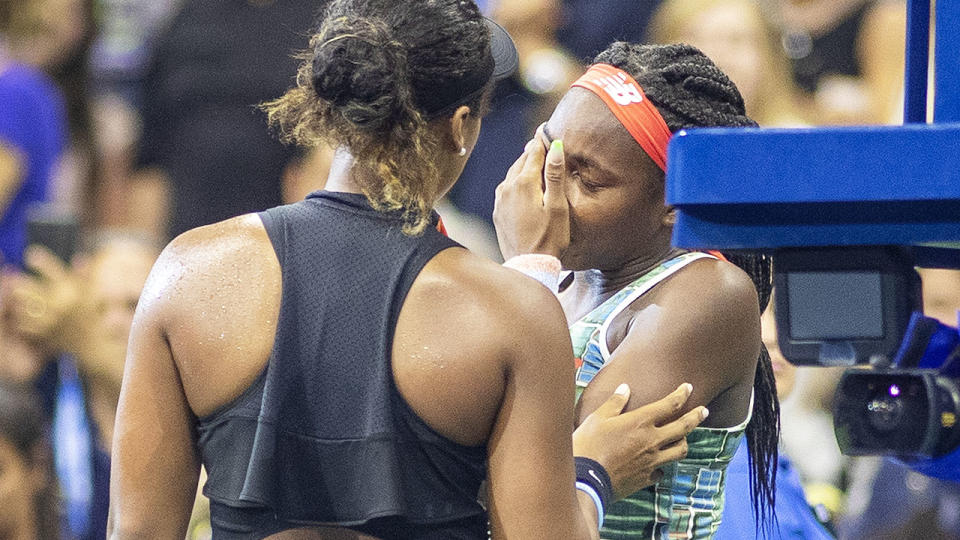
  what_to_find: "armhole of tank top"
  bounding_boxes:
[257,209,286,268]
[192,210,284,425]
[196,366,269,426]
[597,252,718,359]
[735,387,756,430]
[388,238,486,452]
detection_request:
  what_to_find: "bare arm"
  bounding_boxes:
[108,248,202,538]
[484,279,601,539]
[575,260,761,428]
[483,278,706,538]
[109,216,281,537]
[858,0,907,124]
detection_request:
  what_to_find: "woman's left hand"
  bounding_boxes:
[493,126,570,260]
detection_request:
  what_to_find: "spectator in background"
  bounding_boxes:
[648,0,809,127]
[841,458,960,540]
[5,0,99,225]
[764,0,906,124]
[0,301,48,386]
[0,0,67,268]
[557,0,663,62]
[491,0,581,108]
[87,0,182,230]
[919,268,960,327]
[0,381,59,540]
[134,1,319,239]
[3,234,159,540]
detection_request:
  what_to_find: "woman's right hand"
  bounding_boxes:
[572,383,708,499]
[493,125,570,260]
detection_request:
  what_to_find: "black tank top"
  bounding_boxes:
[195,191,489,539]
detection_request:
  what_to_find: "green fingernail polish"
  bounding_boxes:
[550,139,563,153]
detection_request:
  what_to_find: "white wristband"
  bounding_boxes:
[502,254,562,293]
[575,481,605,530]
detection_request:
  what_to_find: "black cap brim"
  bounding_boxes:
[485,17,519,81]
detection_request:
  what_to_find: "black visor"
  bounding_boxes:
[487,17,519,81]
[421,17,519,117]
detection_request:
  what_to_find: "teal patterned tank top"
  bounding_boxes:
[569,252,752,540]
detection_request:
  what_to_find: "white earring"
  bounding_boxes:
[458,147,467,157]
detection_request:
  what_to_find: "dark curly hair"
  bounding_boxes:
[594,42,779,531]
[262,0,494,234]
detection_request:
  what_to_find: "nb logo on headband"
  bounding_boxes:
[594,72,644,106]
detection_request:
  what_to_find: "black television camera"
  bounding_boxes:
[772,246,960,469]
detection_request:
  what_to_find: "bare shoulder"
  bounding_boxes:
[666,257,761,372]
[863,0,907,32]
[393,248,573,446]
[136,214,282,415]
[140,214,279,324]
[657,257,760,325]
[579,257,761,425]
[631,256,761,379]
[419,248,567,338]
[857,0,906,59]
[404,247,570,371]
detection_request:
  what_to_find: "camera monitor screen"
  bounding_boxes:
[774,246,919,365]
[786,271,884,340]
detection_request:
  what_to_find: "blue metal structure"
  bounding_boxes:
[934,0,960,122]
[667,0,960,266]
[666,0,960,479]
[666,124,960,251]
[903,0,930,123]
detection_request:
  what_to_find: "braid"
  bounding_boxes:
[595,42,779,530]
[725,252,780,533]
[594,43,757,131]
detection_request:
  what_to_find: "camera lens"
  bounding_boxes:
[866,394,905,432]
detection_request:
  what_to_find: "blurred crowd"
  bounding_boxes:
[1,0,957,539]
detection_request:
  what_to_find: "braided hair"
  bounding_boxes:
[594,42,779,530]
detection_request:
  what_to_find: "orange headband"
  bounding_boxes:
[571,63,673,171]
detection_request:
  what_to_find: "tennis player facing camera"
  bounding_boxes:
[495,44,779,539]
[107,1,706,539]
